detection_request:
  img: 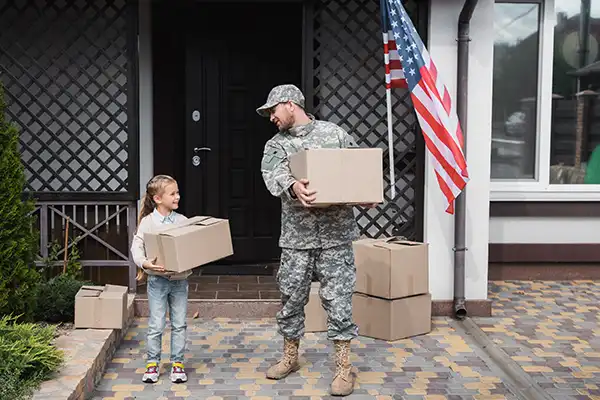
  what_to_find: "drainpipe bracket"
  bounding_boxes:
[452,246,468,252]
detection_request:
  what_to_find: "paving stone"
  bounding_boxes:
[91,316,518,399]
[88,280,600,399]
[474,281,600,400]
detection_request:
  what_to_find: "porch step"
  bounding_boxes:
[133,274,492,317]
[133,297,492,318]
[135,274,280,301]
[134,298,281,318]
[134,274,282,318]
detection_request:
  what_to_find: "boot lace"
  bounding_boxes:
[334,341,352,379]
[282,338,299,366]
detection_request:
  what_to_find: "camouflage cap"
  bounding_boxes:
[256,84,305,117]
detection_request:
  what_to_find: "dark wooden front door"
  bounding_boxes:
[185,2,303,266]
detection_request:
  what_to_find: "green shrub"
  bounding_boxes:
[0,369,36,400]
[0,367,52,400]
[0,315,64,398]
[0,368,51,399]
[0,82,40,321]
[57,237,84,280]
[34,274,89,323]
[38,237,84,282]
[35,236,88,323]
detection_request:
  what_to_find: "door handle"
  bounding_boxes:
[191,147,211,167]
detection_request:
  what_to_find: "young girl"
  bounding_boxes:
[131,174,191,384]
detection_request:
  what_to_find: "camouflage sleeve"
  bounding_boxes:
[261,141,296,199]
[336,126,359,148]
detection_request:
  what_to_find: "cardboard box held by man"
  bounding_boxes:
[289,148,384,206]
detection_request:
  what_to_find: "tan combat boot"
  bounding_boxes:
[330,340,355,396]
[266,338,300,379]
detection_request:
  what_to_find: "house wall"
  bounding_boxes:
[139,1,153,199]
[426,0,494,300]
[485,0,600,274]
[137,0,497,302]
[488,214,600,281]
[1,0,138,288]
[138,1,187,200]
[490,216,600,244]
[139,0,428,243]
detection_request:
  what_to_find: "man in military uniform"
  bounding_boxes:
[257,84,362,396]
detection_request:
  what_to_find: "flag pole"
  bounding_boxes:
[386,87,396,200]
[380,0,396,200]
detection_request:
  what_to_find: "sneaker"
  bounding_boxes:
[142,362,159,383]
[170,362,188,383]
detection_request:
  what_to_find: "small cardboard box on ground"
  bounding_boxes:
[74,284,128,329]
[144,216,233,273]
[353,292,431,341]
[288,148,384,206]
[305,282,327,332]
[353,237,429,299]
[352,237,431,341]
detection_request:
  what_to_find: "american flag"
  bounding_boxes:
[381,0,469,214]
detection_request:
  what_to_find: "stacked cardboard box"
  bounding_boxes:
[352,238,431,341]
[305,282,328,332]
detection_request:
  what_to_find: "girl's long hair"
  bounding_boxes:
[135,174,177,281]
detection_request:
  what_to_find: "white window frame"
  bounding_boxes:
[491,0,600,201]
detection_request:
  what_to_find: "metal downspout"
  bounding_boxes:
[454,0,478,319]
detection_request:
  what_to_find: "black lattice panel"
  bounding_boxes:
[0,0,129,192]
[313,0,420,239]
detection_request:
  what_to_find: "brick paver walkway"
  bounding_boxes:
[93,318,513,399]
[475,281,600,399]
[92,281,600,399]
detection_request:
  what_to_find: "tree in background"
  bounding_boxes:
[0,81,40,320]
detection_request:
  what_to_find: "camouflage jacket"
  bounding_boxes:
[261,116,360,249]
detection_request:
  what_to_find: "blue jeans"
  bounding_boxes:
[146,275,188,364]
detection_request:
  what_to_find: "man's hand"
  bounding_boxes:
[143,258,166,273]
[292,179,317,207]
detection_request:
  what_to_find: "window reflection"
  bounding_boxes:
[551,0,600,184]
[491,3,541,180]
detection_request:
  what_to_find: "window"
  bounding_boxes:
[550,0,600,185]
[491,2,542,180]
[491,0,600,200]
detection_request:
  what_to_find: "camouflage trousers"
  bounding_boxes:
[276,243,358,341]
